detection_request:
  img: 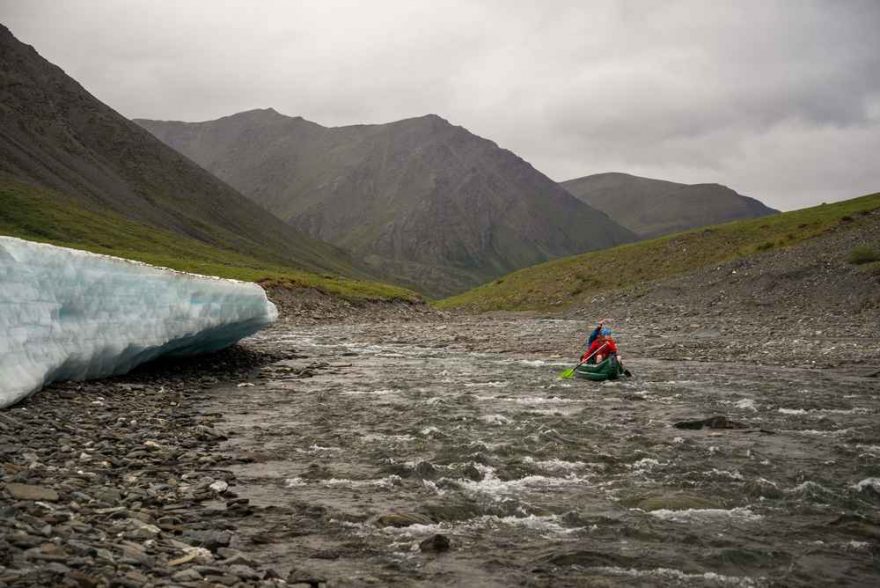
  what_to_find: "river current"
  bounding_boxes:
[202,319,880,586]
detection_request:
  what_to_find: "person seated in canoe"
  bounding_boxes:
[581,327,618,364]
[585,320,607,349]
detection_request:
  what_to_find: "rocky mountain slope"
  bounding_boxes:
[0,25,359,278]
[440,191,879,312]
[561,172,777,238]
[137,110,634,297]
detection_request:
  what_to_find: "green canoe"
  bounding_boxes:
[574,355,625,382]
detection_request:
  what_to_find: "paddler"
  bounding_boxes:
[581,326,618,364]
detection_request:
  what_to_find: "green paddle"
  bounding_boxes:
[559,343,607,379]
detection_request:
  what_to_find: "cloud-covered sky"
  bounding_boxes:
[2,0,878,209]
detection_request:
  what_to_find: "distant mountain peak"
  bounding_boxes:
[561,172,777,238]
[222,107,290,121]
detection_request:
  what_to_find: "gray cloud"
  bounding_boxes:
[2,0,878,209]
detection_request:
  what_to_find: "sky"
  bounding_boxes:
[2,0,878,210]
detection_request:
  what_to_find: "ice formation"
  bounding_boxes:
[0,237,278,407]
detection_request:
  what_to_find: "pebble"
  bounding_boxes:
[209,479,229,493]
[171,568,203,582]
[5,483,59,501]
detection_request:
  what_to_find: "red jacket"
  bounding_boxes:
[582,338,617,362]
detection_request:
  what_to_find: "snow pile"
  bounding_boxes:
[0,237,277,407]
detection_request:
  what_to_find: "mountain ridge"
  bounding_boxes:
[137,109,635,297]
[561,171,777,238]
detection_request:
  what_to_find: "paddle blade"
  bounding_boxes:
[559,368,575,379]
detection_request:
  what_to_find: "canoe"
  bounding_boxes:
[574,355,625,382]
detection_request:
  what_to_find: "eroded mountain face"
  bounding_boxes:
[138,111,634,297]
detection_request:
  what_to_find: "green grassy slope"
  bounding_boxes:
[438,192,880,312]
[0,178,419,302]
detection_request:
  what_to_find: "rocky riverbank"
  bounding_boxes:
[0,345,325,587]
[263,286,440,326]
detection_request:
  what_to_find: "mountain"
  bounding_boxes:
[0,24,361,278]
[136,110,635,297]
[439,191,879,312]
[561,172,777,238]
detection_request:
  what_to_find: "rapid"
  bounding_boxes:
[203,318,880,586]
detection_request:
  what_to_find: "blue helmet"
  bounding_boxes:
[600,327,613,336]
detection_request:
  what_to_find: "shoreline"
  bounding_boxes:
[0,344,301,586]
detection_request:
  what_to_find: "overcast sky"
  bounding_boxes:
[2,0,878,210]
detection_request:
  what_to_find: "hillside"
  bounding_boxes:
[439,192,880,312]
[561,172,777,238]
[0,25,362,279]
[0,177,419,302]
[137,110,634,297]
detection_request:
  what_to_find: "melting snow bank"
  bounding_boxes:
[0,237,277,407]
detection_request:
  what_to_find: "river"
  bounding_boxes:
[202,318,880,586]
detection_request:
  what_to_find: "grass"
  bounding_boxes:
[0,179,420,303]
[438,191,880,312]
[847,245,880,265]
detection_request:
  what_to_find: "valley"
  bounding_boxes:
[1,10,879,588]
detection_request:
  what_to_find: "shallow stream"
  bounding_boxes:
[203,319,880,586]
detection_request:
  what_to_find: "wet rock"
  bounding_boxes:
[674,416,747,430]
[209,480,229,493]
[375,513,433,528]
[462,464,484,481]
[171,568,202,582]
[182,529,232,551]
[414,461,437,479]
[5,483,59,501]
[419,534,451,553]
